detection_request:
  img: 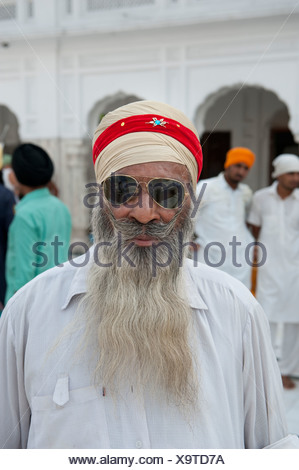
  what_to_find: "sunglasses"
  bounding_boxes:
[102,174,188,209]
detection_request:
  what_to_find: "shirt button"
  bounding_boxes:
[135,440,142,448]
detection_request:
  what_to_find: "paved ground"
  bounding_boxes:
[283,378,299,435]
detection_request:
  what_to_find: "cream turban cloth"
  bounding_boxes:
[92,100,202,190]
[272,154,299,178]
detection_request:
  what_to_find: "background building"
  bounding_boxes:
[1,0,299,241]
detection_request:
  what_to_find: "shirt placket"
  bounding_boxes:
[278,199,285,245]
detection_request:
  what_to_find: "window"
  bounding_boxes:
[86,0,154,11]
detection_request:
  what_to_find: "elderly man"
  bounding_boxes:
[194,147,255,289]
[248,154,299,389]
[0,101,297,449]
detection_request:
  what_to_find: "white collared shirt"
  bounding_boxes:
[247,182,299,323]
[194,173,254,288]
[0,250,297,449]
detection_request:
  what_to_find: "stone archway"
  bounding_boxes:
[88,91,142,135]
[0,104,20,155]
[194,85,295,190]
[86,91,143,182]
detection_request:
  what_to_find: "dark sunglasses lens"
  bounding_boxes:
[148,179,184,209]
[103,176,138,205]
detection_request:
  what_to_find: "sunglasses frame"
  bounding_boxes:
[102,174,189,210]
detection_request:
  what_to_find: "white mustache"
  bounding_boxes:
[102,204,187,243]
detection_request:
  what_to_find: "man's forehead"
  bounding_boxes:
[229,162,249,169]
[115,161,190,181]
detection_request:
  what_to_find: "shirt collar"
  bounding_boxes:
[218,172,240,192]
[218,172,226,186]
[61,247,208,311]
[269,181,278,195]
[61,250,91,310]
[17,187,50,208]
[270,180,299,199]
[184,261,208,310]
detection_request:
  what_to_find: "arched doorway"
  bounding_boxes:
[86,91,143,182]
[194,86,297,191]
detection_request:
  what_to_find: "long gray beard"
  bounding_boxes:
[82,204,198,411]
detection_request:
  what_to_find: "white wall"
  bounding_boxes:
[1,6,299,238]
[1,14,299,140]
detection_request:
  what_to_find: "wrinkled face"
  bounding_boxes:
[277,172,299,191]
[103,161,192,246]
[224,162,250,184]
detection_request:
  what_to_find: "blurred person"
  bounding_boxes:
[3,152,59,200]
[194,147,255,288]
[0,102,298,449]
[1,154,15,193]
[0,171,15,312]
[4,143,72,303]
[248,154,299,389]
[1,153,19,202]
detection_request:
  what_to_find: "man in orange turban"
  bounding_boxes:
[224,147,255,170]
[194,146,255,289]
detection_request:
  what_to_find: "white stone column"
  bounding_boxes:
[60,138,91,244]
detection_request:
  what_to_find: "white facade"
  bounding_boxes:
[1,0,299,240]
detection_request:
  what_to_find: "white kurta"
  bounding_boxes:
[247,182,299,324]
[194,173,254,289]
[0,250,297,449]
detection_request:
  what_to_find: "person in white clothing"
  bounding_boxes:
[248,154,299,390]
[194,147,255,289]
[0,101,298,449]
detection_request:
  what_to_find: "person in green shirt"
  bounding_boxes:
[5,143,72,304]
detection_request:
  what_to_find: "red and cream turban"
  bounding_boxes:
[92,100,203,190]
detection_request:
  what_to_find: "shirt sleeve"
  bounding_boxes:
[247,193,262,227]
[243,187,253,219]
[242,302,299,448]
[3,190,15,231]
[5,214,39,302]
[0,303,30,448]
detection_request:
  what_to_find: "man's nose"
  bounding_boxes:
[128,189,160,224]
